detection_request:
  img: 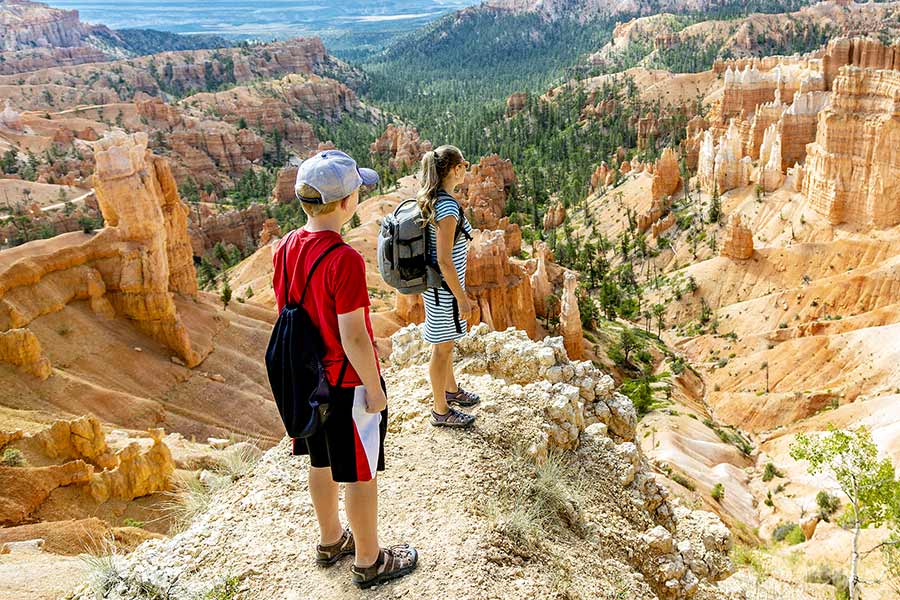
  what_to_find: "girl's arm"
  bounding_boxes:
[435,216,472,319]
[435,216,465,299]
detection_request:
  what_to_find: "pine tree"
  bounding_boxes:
[220,280,232,310]
[708,186,721,224]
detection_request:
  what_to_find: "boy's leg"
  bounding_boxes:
[345,478,379,567]
[430,341,454,414]
[309,466,343,545]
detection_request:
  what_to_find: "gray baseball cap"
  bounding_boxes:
[295,150,379,204]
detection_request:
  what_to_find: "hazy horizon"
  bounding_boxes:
[48,0,476,40]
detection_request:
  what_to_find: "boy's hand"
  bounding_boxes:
[365,385,387,414]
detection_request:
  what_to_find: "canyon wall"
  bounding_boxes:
[804,66,900,228]
[0,37,331,111]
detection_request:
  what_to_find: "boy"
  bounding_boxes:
[272,150,417,588]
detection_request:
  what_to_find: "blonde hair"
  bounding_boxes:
[296,183,340,217]
[416,145,464,226]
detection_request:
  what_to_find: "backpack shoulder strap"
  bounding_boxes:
[437,191,472,241]
[298,242,347,307]
[456,202,473,241]
[279,231,296,306]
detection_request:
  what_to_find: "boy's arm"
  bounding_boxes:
[337,308,386,414]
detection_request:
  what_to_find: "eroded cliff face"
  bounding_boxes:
[0,37,332,111]
[0,131,205,379]
[0,0,88,52]
[188,204,269,258]
[803,66,900,228]
[693,37,900,199]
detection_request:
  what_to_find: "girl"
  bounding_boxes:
[417,145,481,428]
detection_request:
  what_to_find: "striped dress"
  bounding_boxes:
[423,191,472,344]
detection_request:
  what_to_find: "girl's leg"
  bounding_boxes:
[430,341,454,414]
[308,466,343,545]
[445,359,459,394]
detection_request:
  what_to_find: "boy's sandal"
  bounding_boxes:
[431,408,476,428]
[446,387,481,407]
[351,544,419,589]
[316,527,355,566]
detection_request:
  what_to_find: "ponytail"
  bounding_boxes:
[416,145,464,226]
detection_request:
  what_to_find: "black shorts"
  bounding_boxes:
[292,380,387,483]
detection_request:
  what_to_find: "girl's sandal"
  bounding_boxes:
[430,408,476,428]
[316,527,354,566]
[445,387,481,407]
[351,544,419,589]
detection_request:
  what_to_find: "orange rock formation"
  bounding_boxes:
[189,203,268,257]
[465,229,537,339]
[651,148,681,201]
[530,240,553,318]
[273,166,299,203]
[506,92,528,117]
[559,271,583,360]
[0,131,205,379]
[543,200,566,231]
[370,125,432,171]
[0,416,174,526]
[458,155,517,229]
[720,214,754,260]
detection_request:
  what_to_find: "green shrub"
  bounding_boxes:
[816,491,841,521]
[805,563,849,599]
[122,518,144,528]
[204,576,240,600]
[784,524,806,545]
[671,472,696,491]
[711,483,725,502]
[1,448,25,467]
[762,462,784,482]
[772,522,799,542]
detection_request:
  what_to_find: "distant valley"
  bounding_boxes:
[46,0,476,54]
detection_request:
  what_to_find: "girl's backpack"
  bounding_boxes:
[265,233,349,439]
[377,194,471,295]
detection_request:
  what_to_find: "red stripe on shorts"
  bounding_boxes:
[352,422,372,482]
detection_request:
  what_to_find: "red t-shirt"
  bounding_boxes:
[272,229,377,388]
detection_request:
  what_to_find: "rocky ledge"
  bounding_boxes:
[73,325,733,600]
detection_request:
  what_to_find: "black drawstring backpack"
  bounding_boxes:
[265,233,349,439]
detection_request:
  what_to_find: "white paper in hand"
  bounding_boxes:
[351,385,382,480]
